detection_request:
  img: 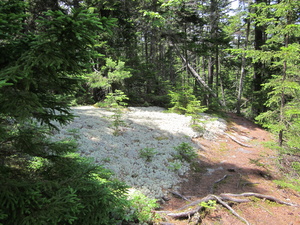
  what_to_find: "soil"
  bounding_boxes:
[159,113,300,225]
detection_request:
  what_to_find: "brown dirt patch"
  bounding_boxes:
[159,113,300,225]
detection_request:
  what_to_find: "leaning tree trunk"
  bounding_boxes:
[173,44,225,107]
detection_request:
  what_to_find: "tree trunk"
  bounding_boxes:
[252,0,267,115]
[174,45,225,107]
[279,31,289,146]
[237,17,250,114]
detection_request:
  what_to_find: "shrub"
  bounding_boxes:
[174,142,198,162]
[139,147,158,162]
[168,85,207,115]
[0,139,130,225]
[126,190,159,224]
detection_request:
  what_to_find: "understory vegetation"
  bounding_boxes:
[0,0,299,224]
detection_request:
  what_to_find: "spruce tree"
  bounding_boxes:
[0,1,129,224]
[252,0,300,150]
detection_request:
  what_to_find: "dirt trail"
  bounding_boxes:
[160,113,300,225]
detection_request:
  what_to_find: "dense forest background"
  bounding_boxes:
[0,0,299,224]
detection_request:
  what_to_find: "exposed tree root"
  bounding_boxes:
[166,207,201,219]
[212,194,251,225]
[223,132,253,148]
[156,192,299,224]
[170,191,191,202]
[220,192,299,207]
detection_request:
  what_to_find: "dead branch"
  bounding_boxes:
[154,196,213,219]
[212,195,251,225]
[223,132,253,148]
[221,192,299,207]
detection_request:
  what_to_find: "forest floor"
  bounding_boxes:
[159,113,300,225]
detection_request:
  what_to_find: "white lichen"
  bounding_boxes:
[51,106,227,198]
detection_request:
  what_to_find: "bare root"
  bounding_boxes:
[211,194,251,225]
[156,192,299,224]
[220,192,300,207]
[223,132,253,148]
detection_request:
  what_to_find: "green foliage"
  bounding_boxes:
[168,85,207,136]
[0,135,130,225]
[0,6,103,127]
[167,160,182,171]
[139,147,158,162]
[168,85,207,115]
[96,90,129,136]
[250,0,300,150]
[274,179,300,193]
[191,122,205,135]
[0,2,131,225]
[291,162,300,174]
[87,58,132,90]
[174,142,197,162]
[200,200,217,210]
[126,190,159,224]
[109,109,127,136]
[99,89,129,108]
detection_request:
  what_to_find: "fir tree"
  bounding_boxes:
[252,0,300,150]
[0,1,129,224]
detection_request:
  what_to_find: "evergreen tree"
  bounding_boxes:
[252,0,300,150]
[0,1,129,224]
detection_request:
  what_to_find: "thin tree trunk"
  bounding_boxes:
[215,46,219,98]
[237,18,250,114]
[252,0,267,115]
[279,32,289,146]
[145,33,148,63]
